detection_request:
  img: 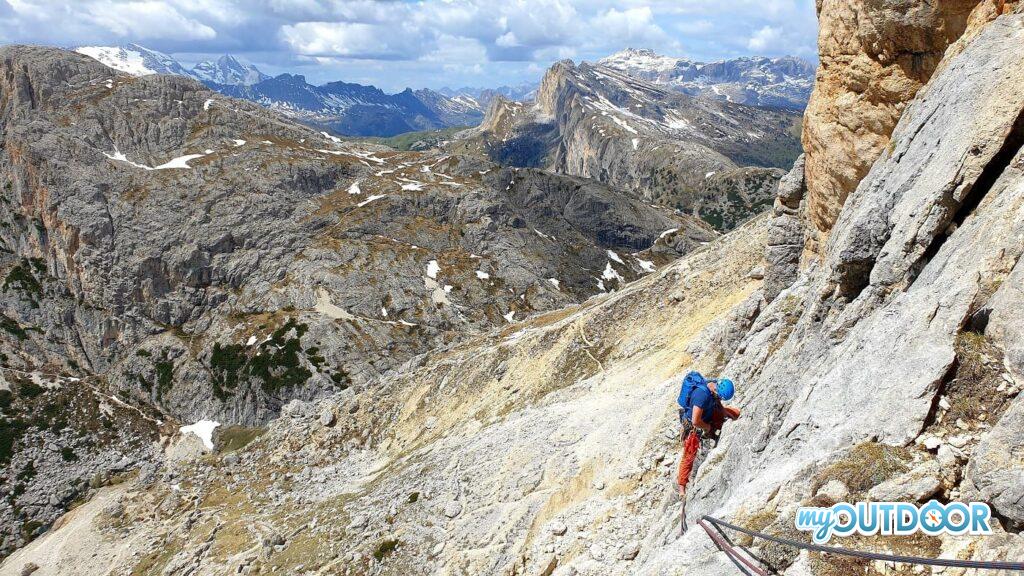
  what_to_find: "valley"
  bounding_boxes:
[3,2,1024,575]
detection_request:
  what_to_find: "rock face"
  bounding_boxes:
[0,370,161,558]
[694,5,1024,530]
[0,39,715,457]
[8,5,1024,576]
[455,60,803,230]
[598,48,816,110]
[801,0,983,256]
[763,154,806,301]
[190,55,269,86]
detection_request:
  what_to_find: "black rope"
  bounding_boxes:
[708,517,771,568]
[698,519,761,576]
[704,516,1024,571]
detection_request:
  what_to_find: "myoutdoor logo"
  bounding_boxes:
[794,501,993,544]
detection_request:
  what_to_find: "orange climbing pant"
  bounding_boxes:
[677,406,726,492]
[677,430,701,491]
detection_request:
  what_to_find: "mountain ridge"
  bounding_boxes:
[450,58,802,231]
[74,43,484,137]
[598,47,815,110]
[0,44,716,557]
[10,4,1024,574]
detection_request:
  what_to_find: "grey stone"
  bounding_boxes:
[867,460,942,502]
[966,394,1024,524]
[618,542,640,561]
[318,409,335,427]
[763,155,806,302]
[443,501,462,518]
[815,479,849,503]
[348,515,368,531]
[692,15,1024,530]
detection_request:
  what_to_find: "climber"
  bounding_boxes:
[678,372,740,441]
[676,371,740,506]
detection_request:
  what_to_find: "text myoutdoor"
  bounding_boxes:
[794,501,993,544]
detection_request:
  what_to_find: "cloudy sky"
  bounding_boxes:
[0,0,818,91]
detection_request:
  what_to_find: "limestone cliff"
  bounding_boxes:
[801,0,984,256]
[5,4,1024,576]
[0,45,715,559]
[455,59,803,231]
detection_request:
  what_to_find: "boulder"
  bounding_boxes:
[867,459,942,502]
[965,395,1024,524]
[815,479,850,503]
[443,501,463,518]
[318,408,335,427]
[618,542,640,561]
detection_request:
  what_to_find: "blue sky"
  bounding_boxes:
[0,0,819,92]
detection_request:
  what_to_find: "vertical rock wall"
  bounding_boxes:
[801,0,983,257]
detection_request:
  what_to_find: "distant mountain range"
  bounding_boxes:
[74,43,484,137]
[437,83,539,107]
[598,48,815,110]
[451,58,803,231]
[72,44,813,139]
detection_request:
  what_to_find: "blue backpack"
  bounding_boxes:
[678,371,710,421]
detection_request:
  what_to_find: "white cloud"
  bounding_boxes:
[746,25,780,51]
[280,20,429,59]
[0,0,818,89]
[495,31,520,48]
[676,19,713,35]
[84,1,217,40]
[589,6,679,52]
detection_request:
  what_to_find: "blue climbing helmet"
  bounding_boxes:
[716,378,735,401]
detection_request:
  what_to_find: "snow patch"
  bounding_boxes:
[153,154,205,170]
[601,262,624,282]
[103,149,152,171]
[348,181,362,195]
[476,270,490,280]
[426,260,440,279]
[321,131,342,144]
[606,250,624,264]
[180,420,220,450]
[357,194,386,207]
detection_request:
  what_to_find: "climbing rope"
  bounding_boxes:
[700,515,1024,572]
[697,518,766,576]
